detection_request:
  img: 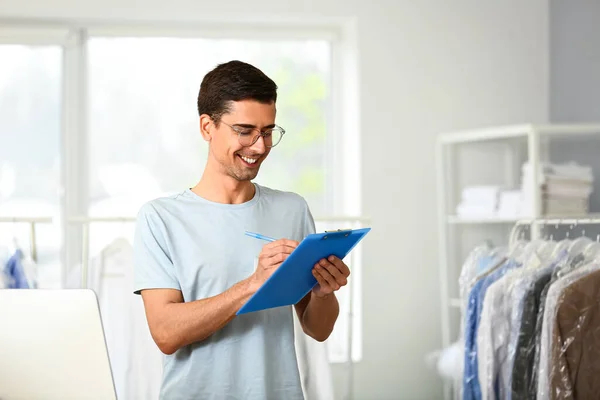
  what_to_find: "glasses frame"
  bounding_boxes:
[219,120,286,148]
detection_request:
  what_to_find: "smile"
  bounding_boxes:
[238,155,258,165]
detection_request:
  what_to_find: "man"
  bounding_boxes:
[134,60,350,399]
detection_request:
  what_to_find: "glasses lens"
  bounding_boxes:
[267,128,283,147]
[237,129,255,146]
[238,127,284,147]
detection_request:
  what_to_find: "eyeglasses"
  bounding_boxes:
[219,121,285,148]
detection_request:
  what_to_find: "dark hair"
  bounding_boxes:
[197,60,278,123]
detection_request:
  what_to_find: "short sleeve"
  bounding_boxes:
[301,198,316,237]
[133,203,181,294]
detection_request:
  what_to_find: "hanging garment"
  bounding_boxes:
[463,259,520,400]
[21,255,37,289]
[524,250,584,400]
[96,238,163,400]
[4,249,29,289]
[549,267,600,399]
[506,250,569,400]
[294,315,336,400]
[68,238,163,400]
[508,266,554,400]
[477,268,520,400]
[536,262,600,400]
[476,247,544,400]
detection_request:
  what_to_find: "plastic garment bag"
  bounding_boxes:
[457,244,505,400]
[504,249,570,400]
[293,315,335,400]
[476,241,548,400]
[537,261,600,400]
[463,259,520,400]
[67,238,163,400]
[458,245,509,316]
[548,266,600,399]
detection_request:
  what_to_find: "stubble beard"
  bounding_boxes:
[227,164,259,182]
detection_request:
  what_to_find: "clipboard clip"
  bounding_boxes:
[323,229,352,239]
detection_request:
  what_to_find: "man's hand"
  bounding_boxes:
[251,239,299,290]
[311,255,350,297]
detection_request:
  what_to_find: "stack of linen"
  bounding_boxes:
[456,186,500,218]
[496,190,523,218]
[521,161,593,216]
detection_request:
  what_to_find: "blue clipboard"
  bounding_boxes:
[237,227,371,315]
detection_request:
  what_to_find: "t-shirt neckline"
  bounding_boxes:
[183,183,261,209]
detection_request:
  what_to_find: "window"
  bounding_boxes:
[0,44,62,288]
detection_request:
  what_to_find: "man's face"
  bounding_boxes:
[209,99,276,182]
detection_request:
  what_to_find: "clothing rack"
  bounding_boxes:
[456,215,600,400]
[0,217,54,263]
[1,214,369,284]
[0,214,369,400]
[508,215,600,247]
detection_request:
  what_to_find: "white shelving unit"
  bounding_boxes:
[435,123,600,399]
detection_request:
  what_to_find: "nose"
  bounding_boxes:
[250,134,267,153]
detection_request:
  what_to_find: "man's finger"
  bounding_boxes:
[263,239,299,250]
[262,245,295,258]
[327,255,350,277]
[319,259,347,286]
[315,263,339,290]
[261,252,289,266]
[312,269,330,292]
[261,245,297,257]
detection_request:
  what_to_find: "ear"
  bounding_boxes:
[199,114,213,142]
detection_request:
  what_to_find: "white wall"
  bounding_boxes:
[0,1,549,398]
[358,2,548,399]
[550,0,600,123]
[548,0,600,233]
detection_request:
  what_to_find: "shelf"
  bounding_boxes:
[438,124,531,144]
[437,123,600,400]
[438,123,600,145]
[447,215,521,224]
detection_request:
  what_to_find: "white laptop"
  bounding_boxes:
[0,289,117,400]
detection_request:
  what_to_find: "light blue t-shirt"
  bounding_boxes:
[133,183,314,400]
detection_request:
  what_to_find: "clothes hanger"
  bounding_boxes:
[566,228,592,256]
[537,234,557,259]
[547,221,575,259]
[507,224,530,259]
[582,234,600,261]
[468,255,508,288]
[550,224,596,278]
[517,238,545,266]
[514,222,551,266]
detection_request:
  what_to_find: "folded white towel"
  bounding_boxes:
[496,190,523,218]
[461,186,501,204]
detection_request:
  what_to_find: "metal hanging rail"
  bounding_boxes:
[509,215,600,247]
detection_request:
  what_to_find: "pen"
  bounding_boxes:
[244,231,277,242]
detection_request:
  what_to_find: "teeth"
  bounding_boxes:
[240,156,258,164]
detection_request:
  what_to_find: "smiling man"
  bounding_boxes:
[133,60,351,400]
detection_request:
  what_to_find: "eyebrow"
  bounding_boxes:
[233,123,276,129]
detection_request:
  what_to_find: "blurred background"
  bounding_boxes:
[2,0,600,399]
